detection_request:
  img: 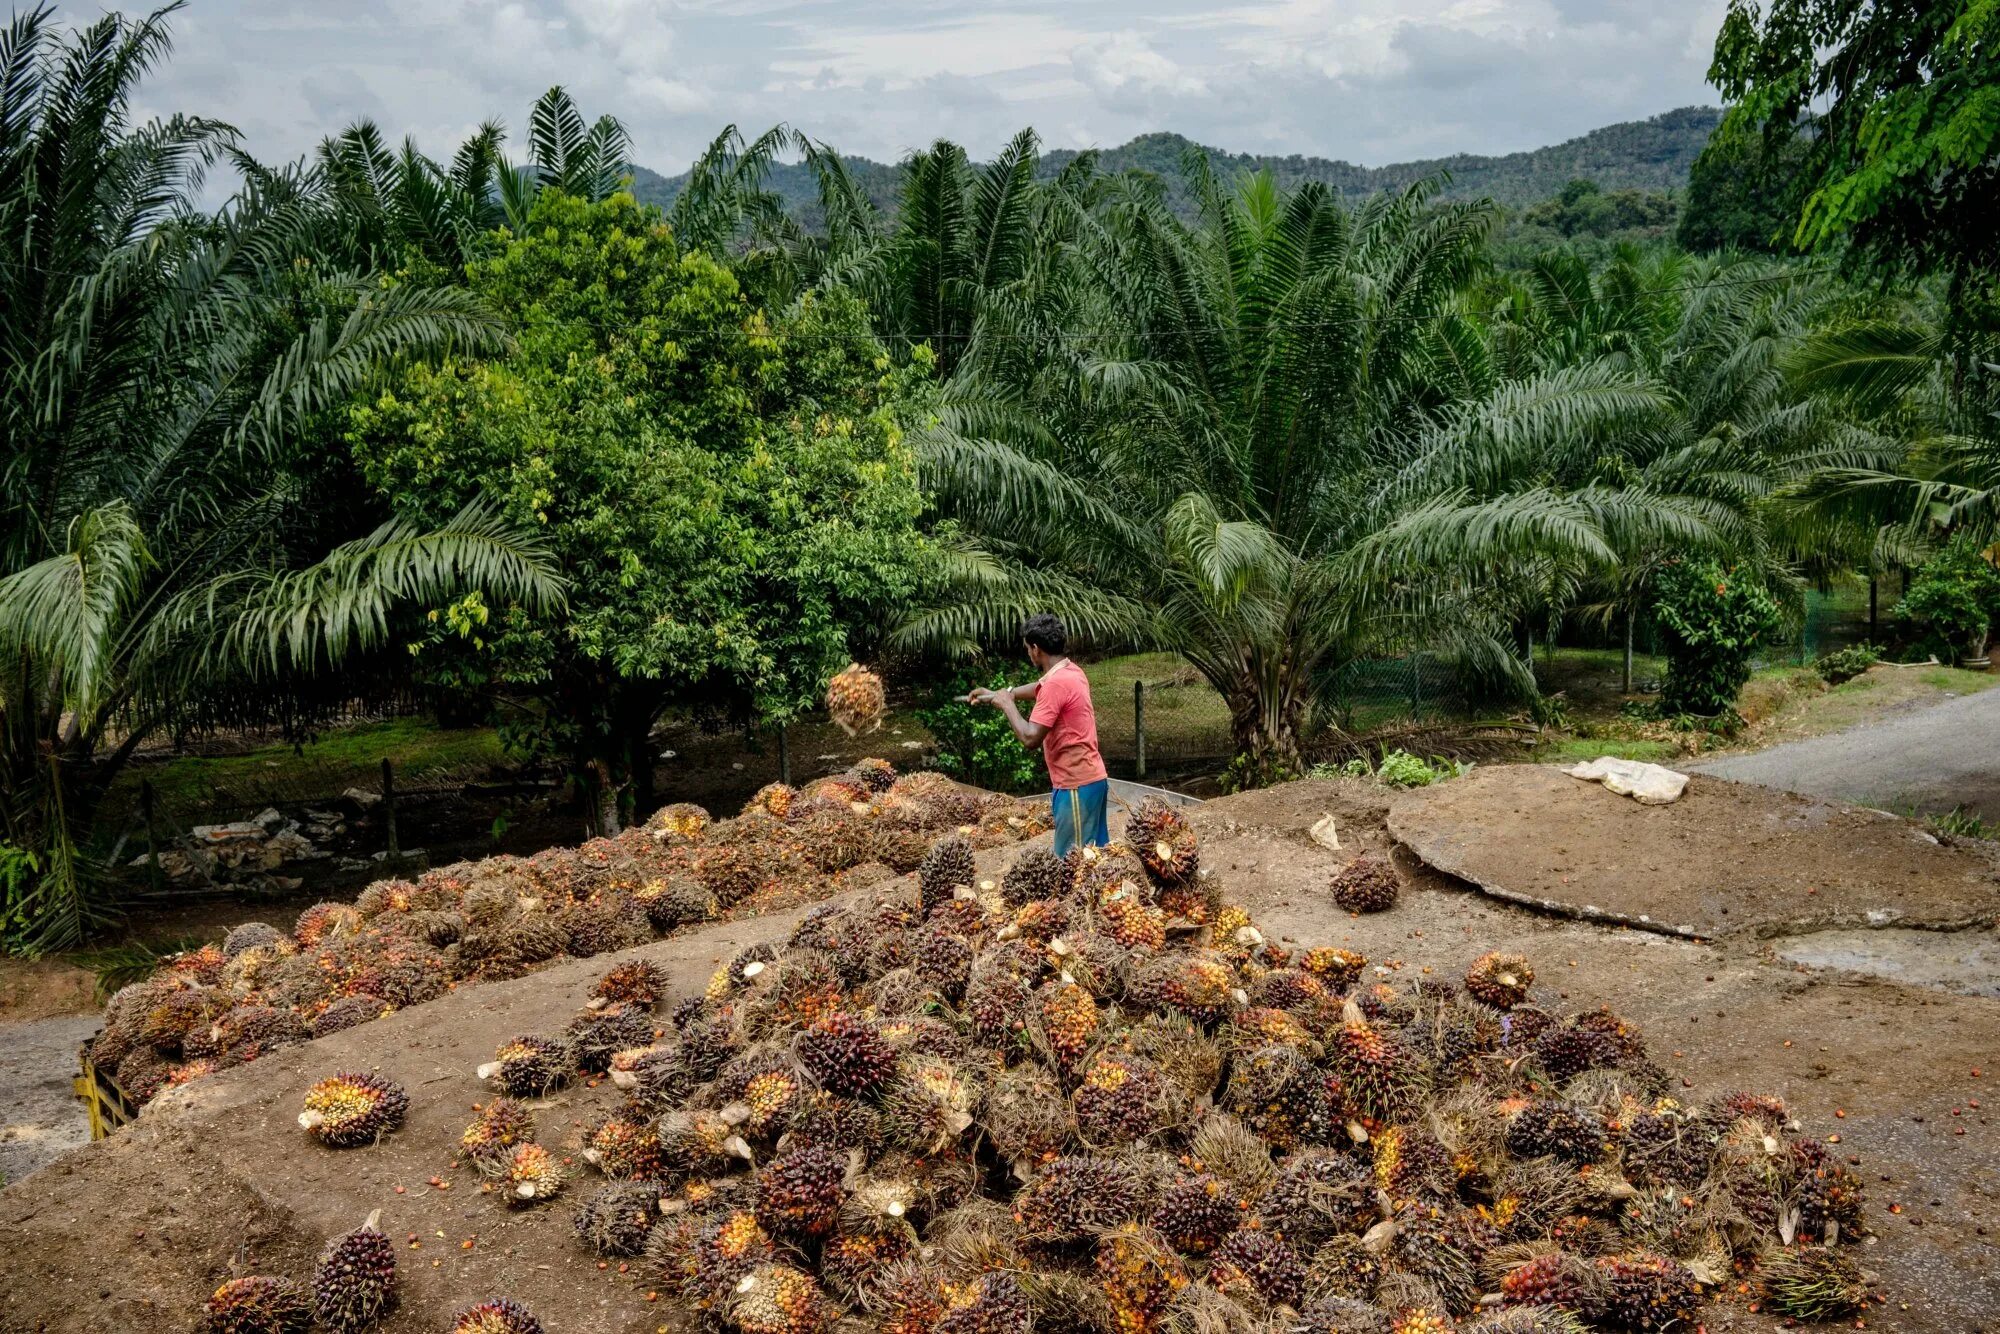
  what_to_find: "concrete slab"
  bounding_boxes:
[1387,764,2000,938]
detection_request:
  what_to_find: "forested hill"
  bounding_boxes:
[629,106,1722,221]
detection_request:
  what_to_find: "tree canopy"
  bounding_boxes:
[348,191,933,831]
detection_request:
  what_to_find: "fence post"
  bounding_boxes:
[141,779,163,894]
[1133,680,1147,780]
[381,758,399,860]
[1623,607,1635,694]
[777,723,791,786]
[1869,575,1878,641]
[1408,654,1422,721]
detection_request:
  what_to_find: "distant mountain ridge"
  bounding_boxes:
[628,106,1722,222]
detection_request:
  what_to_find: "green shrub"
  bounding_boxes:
[1653,559,1782,718]
[1310,750,1470,787]
[1897,539,2000,663]
[916,670,1043,794]
[1813,643,1882,686]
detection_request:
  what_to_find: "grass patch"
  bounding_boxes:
[1532,736,1682,765]
[1083,653,1233,763]
[108,717,510,825]
[1912,665,1999,693]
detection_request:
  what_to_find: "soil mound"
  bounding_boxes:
[1389,764,2000,938]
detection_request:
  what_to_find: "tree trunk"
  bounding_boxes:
[1623,607,1635,694]
[1223,683,1305,791]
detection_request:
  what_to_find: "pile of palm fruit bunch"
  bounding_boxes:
[91,761,1050,1115]
[492,798,1870,1334]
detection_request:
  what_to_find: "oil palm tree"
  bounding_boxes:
[904,162,1685,785]
[1483,247,1869,666]
[0,5,562,952]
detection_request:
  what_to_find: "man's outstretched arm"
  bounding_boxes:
[988,691,1048,748]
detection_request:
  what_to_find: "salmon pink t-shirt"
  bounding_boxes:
[1030,659,1108,790]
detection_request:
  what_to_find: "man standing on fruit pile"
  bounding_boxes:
[969,612,1109,857]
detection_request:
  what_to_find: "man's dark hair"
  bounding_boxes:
[1021,612,1067,655]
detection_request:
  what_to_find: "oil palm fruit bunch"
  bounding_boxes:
[634,874,718,931]
[202,1276,312,1334]
[755,1144,848,1239]
[1327,1002,1428,1127]
[1148,1172,1242,1255]
[1016,1156,1145,1243]
[593,959,669,1008]
[1094,1224,1191,1332]
[1034,977,1100,1070]
[452,1297,546,1333]
[297,1071,408,1147]
[1072,1052,1187,1146]
[1504,1102,1607,1165]
[935,1271,1032,1334]
[1463,953,1534,1009]
[478,1035,576,1096]
[847,756,897,792]
[918,834,977,917]
[826,664,888,736]
[658,1107,755,1175]
[1492,1248,1601,1309]
[1388,1311,1456,1334]
[1293,1293,1394,1334]
[583,1114,663,1179]
[1462,1312,1590,1334]
[1755,1245,1867,1320]
[797,1012,898,1096]
[1096,888,1168,951]
[575,1181,664,1257]
[1783,1137,1867,1242]
[648,801,710,841]
[222,921,285,959]
[504,1142,568,1204]
[1301,1236,1383,1305]
[1206,1226,1307,1307]
[1530,1022,1619,1085]
[1372,1124,1458,1200]
[567,1002,657,1073]
[1127,796,1200,885]
[1128,950,1239,1025]
[879,1051,981,1151]
[312,1211,398,1333]
[1257,1149,1376,1248]
[728,1263,832,1334]
[983,1063,1073,1169]
[1329,854,1400,913]
[460,1098,536,1174]
[1299,946,1368,989]
[1587,1251,1700,1329]
[1221,1042,1333,1151]
[749,782,798,820]
[1001,846,1067,908]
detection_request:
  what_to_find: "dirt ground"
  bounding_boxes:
[1,770,1995,1332]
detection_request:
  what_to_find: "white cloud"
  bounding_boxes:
[53,0,1727,181]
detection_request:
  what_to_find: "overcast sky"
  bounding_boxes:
[64,0,1731,175]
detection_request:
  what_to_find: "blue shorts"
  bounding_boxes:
[1051,778,1110,859]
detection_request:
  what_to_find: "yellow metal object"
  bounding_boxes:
[74,1037,137,1139]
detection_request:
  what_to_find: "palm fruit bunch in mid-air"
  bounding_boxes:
[826,663,889,736]
[486,803,1855,1334]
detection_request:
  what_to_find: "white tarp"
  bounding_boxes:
[1562,756,1690,805]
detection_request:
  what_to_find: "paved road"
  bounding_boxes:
[1696,685,2000,819]
[0,1014,97,1184]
